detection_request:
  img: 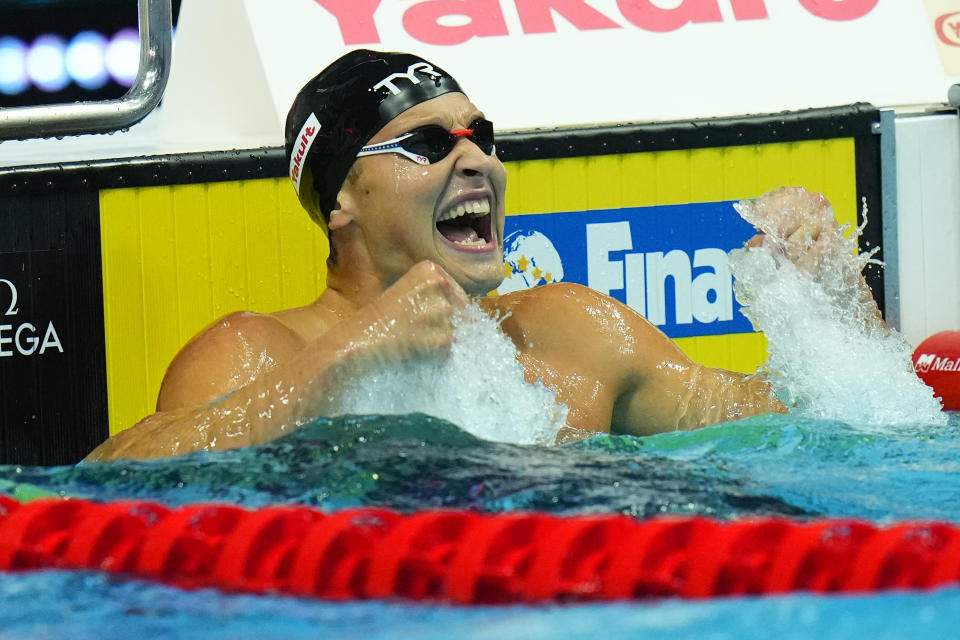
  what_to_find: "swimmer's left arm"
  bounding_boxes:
[495,282,784,437]
[544,283,786,435]
[743,187,886,332]
[613,330,787,437]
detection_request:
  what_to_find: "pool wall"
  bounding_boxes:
[0,105,881,465]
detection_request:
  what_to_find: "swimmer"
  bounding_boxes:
[86,50,883,461]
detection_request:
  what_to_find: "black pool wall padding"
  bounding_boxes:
[0,191,108,466]
[496,103,880,161]
[853,131,885,316]
[0,104,881,195]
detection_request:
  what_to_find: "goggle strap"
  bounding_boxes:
[356,142,430,165]
[357,120,492,165]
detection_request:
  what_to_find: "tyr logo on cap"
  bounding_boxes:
[372,62,443,96]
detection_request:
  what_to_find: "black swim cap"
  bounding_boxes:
[285,49,466,232]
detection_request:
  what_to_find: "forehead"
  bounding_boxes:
[371,93,484,141]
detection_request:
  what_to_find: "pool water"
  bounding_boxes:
[2,571,959,640]
[1,410,958,638]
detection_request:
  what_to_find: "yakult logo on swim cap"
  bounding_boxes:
[289,112,321,195]
[372,62,443,95]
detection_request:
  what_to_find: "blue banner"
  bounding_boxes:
[499,202,758,338]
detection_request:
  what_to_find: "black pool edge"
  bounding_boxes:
[0,103,880,195]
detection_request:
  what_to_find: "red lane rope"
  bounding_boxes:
[1,496,958,603]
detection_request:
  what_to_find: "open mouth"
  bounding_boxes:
[435,198,494,250]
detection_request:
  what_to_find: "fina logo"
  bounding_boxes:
[372,62,443,95]
[0,278,64,358]
[497,230,564,294]
[586,221,732,326]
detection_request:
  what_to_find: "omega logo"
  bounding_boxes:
[0,277,64,357]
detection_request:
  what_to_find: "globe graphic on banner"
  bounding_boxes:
[497,230,564,294]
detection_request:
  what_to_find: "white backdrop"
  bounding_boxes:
[2,1,957,163]
[245,0,958,131]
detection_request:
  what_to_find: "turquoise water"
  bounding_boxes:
[2,572,959,640]
[1,411,958,637]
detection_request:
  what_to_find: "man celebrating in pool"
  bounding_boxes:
[87,50,872,461]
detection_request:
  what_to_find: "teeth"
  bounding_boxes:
[453,237,487,246]
[439,198,491,221]
[471,199,491,215]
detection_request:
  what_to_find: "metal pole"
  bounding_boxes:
[0,0,173,141]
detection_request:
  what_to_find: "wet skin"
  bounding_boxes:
[86,94,845,462]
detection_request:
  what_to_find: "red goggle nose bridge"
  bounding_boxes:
[450,128,474,138]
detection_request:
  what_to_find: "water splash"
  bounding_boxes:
[728,189,946,428]
[331,303,567,444]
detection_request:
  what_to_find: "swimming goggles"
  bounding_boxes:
[356,118,495,165]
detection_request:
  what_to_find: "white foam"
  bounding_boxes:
[729,197,946,428]
[331,303,567,445]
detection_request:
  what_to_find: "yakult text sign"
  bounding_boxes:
[314,0,879,45]
[242,0,954,129]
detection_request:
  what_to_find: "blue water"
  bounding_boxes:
[1,411,958,638]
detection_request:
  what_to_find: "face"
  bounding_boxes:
[339,92,507,295]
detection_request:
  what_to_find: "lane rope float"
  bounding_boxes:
[1,495,958,603]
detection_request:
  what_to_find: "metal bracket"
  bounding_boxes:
[0,0,172,141]
[877,108,900,330]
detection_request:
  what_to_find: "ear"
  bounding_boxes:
[327,189,355,231]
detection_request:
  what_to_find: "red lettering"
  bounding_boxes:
[616,0,722,34]
[295,139,307,170]
[318,0,877,46]
[514,0,621,35]
[797,0,877,21]
[305,126,316,136]
[403,0,509,46]
[729,0,768,20]
[936,12,960,46]
[314,0,382,44]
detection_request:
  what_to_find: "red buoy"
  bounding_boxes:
[913,331,960,410]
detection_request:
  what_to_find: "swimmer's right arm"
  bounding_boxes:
[83,313,361,462]
[85,261,469,462]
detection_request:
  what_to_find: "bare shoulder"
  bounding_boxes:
[488,282,609,315]
[487,282,661,340]
[157,310,306,412]
[484,282,686,370]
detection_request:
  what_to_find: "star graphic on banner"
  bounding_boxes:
[503,261,514,279]
[532,267,542,281]
[516,255,530,272]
